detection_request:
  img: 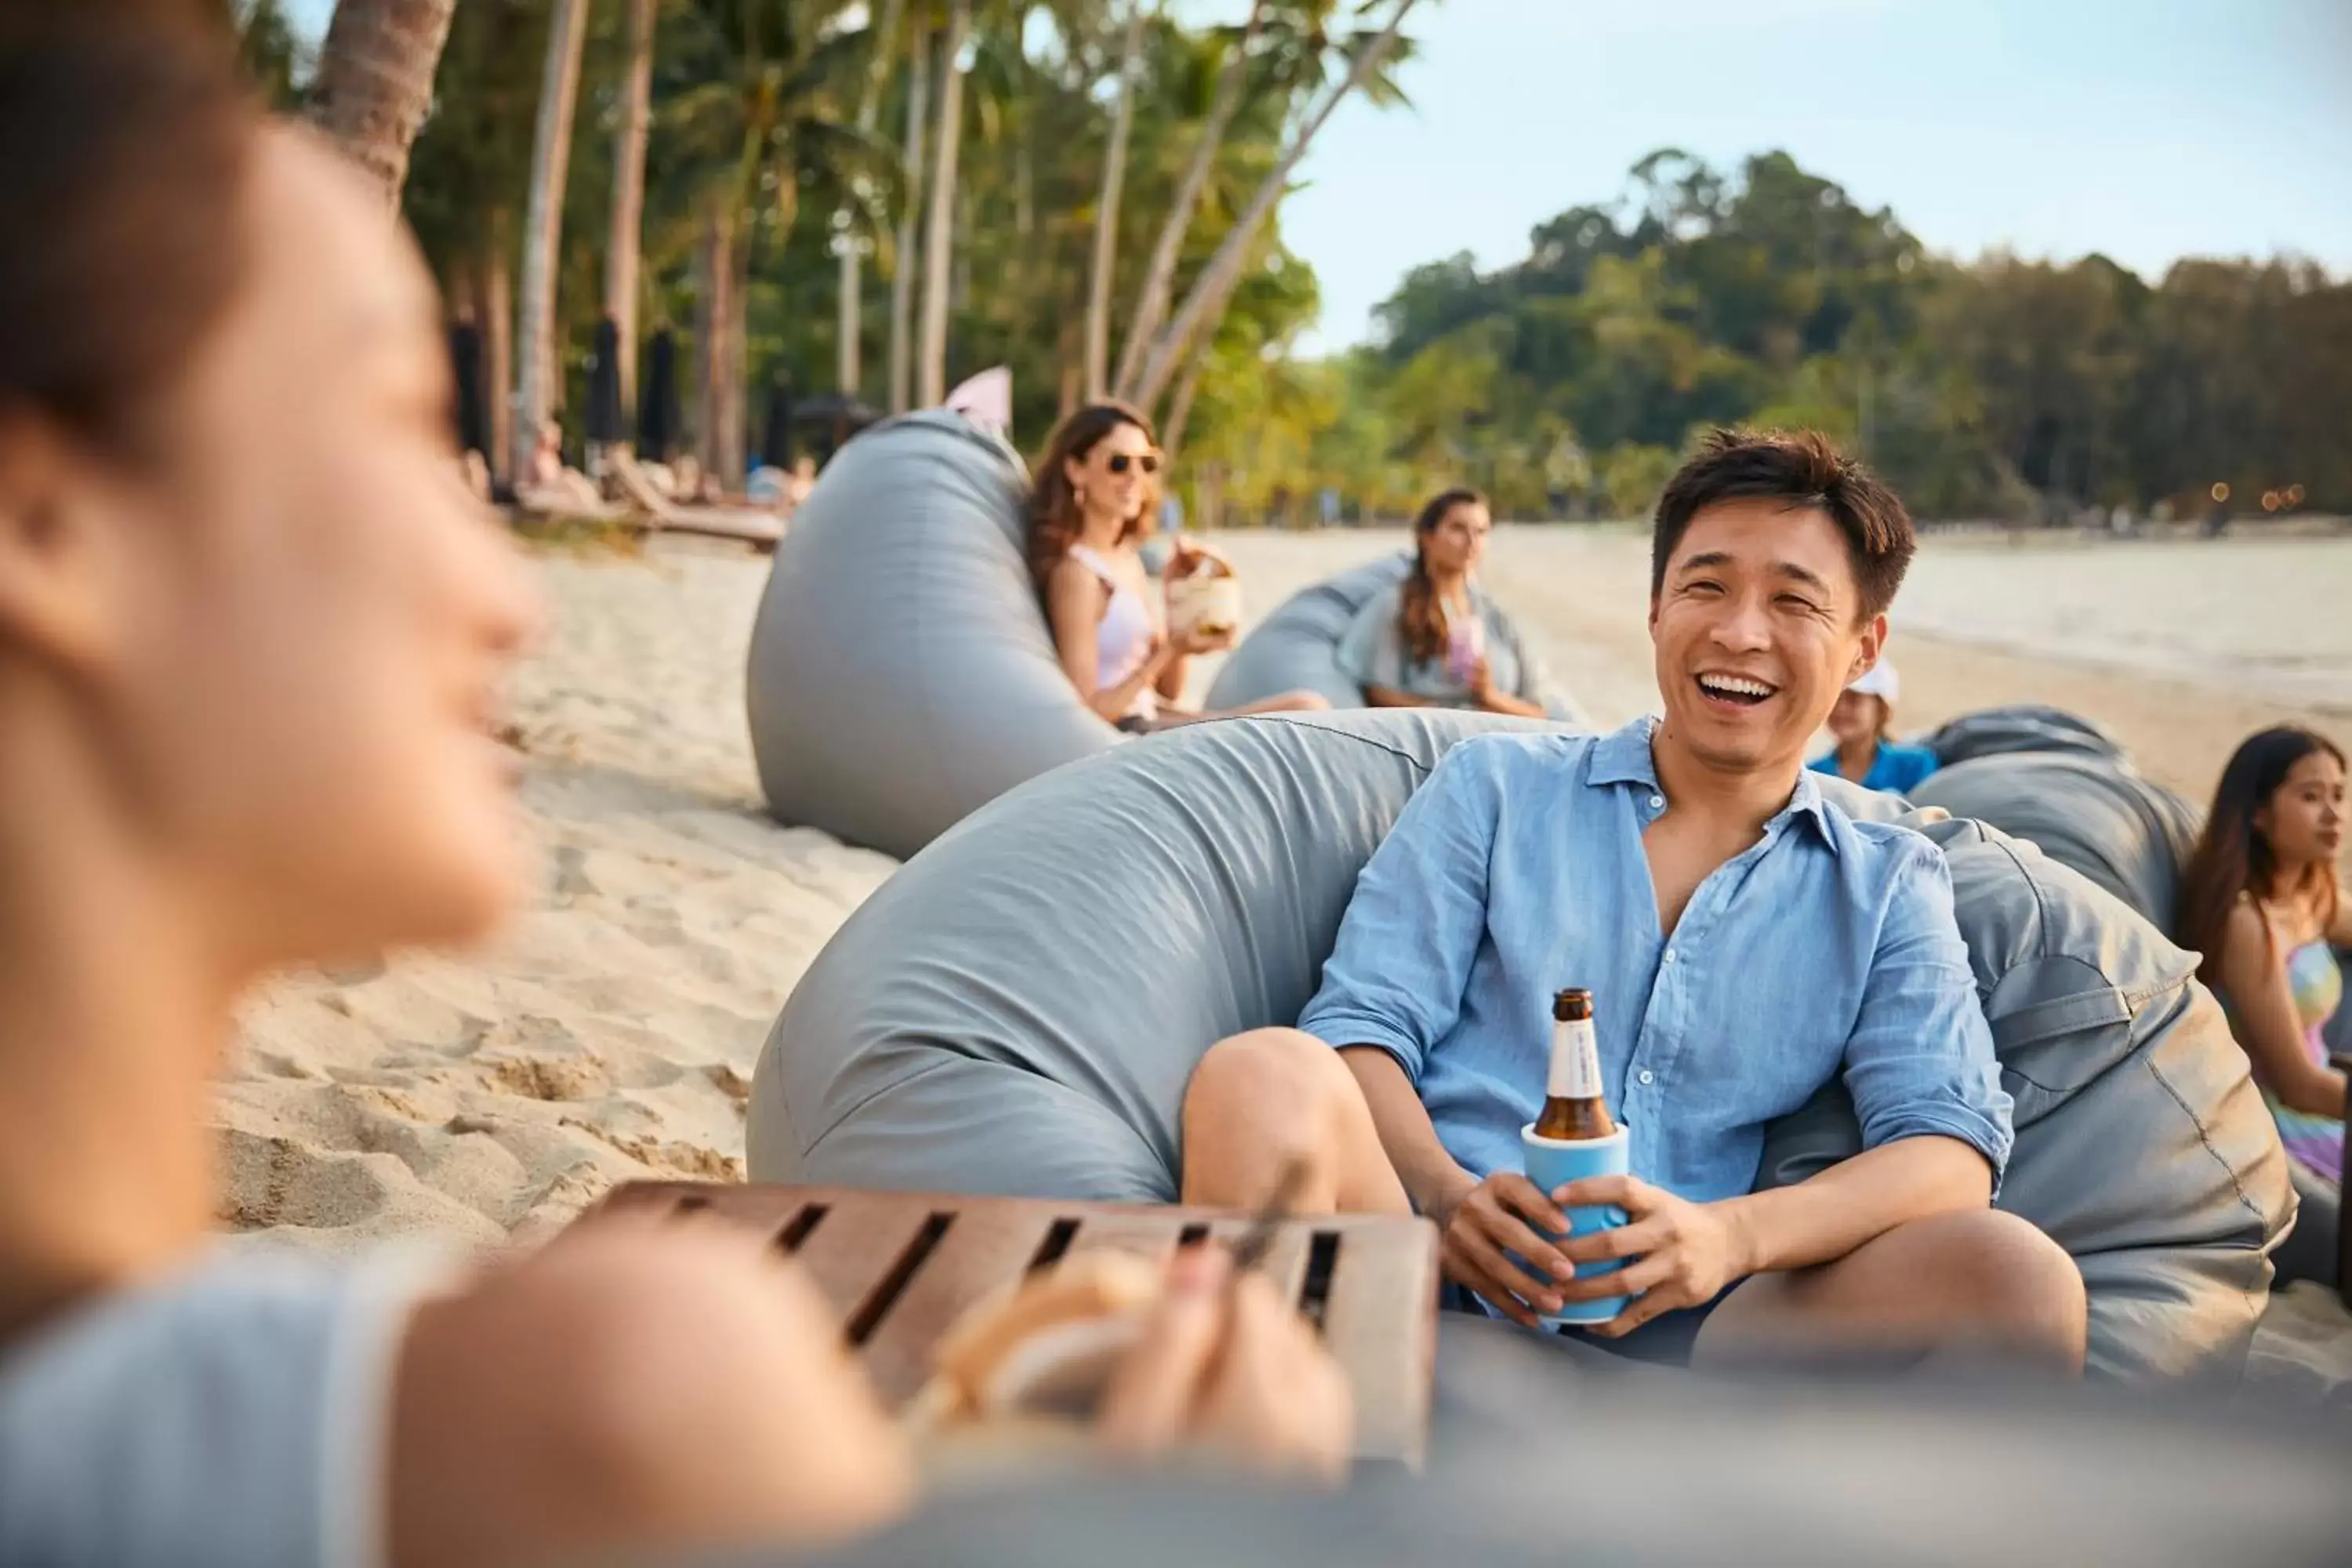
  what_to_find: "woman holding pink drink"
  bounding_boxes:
[1338,488,1550,717]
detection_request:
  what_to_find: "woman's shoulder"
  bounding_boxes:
[0,1243,448,1566]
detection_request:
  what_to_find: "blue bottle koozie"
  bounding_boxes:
[1520,1122,1633,1327]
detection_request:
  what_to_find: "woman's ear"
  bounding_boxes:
[0,417,129,673]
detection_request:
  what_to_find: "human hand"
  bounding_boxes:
[1172,620,1237,657]
[1167,535,1231,577]
[1428,1171,1575,1328]
[1467,655,1495,701]
[1550,1174,1749,1336]
[1097,1246,1353,1484]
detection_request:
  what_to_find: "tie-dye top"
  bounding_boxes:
[2268,940,2344,1181]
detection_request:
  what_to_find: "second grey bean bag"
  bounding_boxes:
[746,710,2291,1381]
[1911,750,2202,925]
[744,412,1121,860]
[1922,703,2126,768]
[1204,556,1581,722]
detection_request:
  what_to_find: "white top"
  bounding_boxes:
[1067,544,1160,721]
[0,1243,450,1568]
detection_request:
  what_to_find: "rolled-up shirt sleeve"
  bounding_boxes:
[1295,740,1499,1082]
[1840,840,2014,1191]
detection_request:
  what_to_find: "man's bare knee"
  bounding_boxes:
[1185,1029,1352,1124]
[1937,1210,2088,1369]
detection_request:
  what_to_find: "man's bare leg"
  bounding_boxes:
[1180,1029,1411,1215]
[1694,1208,2088,1374]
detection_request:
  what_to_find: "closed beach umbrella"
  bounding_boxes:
[584,317,626,448]
[448,319,489,460]
[637,328,681,462]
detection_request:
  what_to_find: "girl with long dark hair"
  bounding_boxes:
[1335,489,1548,716]
[1029,402,1323,729]
[2176,727,2349,1180]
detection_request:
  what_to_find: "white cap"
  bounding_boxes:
[1847,659,1899,704]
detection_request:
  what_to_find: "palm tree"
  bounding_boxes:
[916,0,972,407]
[1081,2,1149,401]
[887,16,931,413]
[308,0,462,203]
[836,0,906,399]
[1127,0,1419,414]
[659,0,888,474]
[1111,0,1262,401]
[511,0,592,482]
[606,0,661,423]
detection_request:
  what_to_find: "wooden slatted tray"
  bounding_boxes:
[585,1181,1441,1466]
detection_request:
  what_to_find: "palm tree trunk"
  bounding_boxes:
[1083,2,1149,402]
[510,0,591,481]
[837,0,906,399]
[307,0,459,204]
[696,198,744,484]
[887,19,931,415]
[1113,0,1261,400]
[1131,0,1417,412]
[604,0,658,423]
[916,0,971,408]
[1160,333,1210,458]
[484,209,515,482]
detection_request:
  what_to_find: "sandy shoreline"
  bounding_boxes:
[217,524,2348,1400]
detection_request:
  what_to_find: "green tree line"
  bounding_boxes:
[1298,147,2352,524]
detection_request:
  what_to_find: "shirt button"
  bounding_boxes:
[1662,949,1676,964]
[1648,794,1664,809]
[1638,1069,1655,1086]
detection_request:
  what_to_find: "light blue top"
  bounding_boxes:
[1807,739,1941,796]
[1296,718,2013,1204]
[1334,583,1530,709]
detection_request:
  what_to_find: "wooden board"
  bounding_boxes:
[586,1181,1440,1467]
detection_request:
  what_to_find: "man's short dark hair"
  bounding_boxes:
[1650,428,1915,621]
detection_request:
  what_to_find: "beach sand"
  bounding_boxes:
[220,523,2350,1399]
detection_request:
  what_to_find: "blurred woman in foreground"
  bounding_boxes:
[0,12,1348,1566]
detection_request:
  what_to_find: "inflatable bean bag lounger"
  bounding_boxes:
[1922,703,2126,768]
[744,411,1120,860]
[746,710,2291,1381]
[1911,749,2201,927]
[1203,554,1584,723]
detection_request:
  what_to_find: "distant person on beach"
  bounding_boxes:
[0,16,1348,1566]
[1806,659,1939,794]
[2177,728,2348,1183]
[1181,429,2087,1373]
[1337,488,1550,717]
[1029,403,1326,731]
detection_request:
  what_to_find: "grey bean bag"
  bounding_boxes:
[1911,750,2202,925]
[1204,555,1581,722]
[746,710,2291,1381]
[1923,703,2126,768]
[744,411,1120,859]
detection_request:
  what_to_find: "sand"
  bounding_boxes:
[217,522,2350,1399]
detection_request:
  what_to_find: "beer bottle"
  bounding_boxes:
[1534,987,1617,1141]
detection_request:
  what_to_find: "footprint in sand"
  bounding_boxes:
[484,1053,612,1102]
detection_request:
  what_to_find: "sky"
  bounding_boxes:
[289,0,2352,353]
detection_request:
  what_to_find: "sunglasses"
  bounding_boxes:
[1105,450,1163,476]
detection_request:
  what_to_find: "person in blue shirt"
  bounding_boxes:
[1178,428,2086,1373]
[1809,659,1940,795]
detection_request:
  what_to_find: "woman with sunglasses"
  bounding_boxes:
[1030,403,1325,731]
